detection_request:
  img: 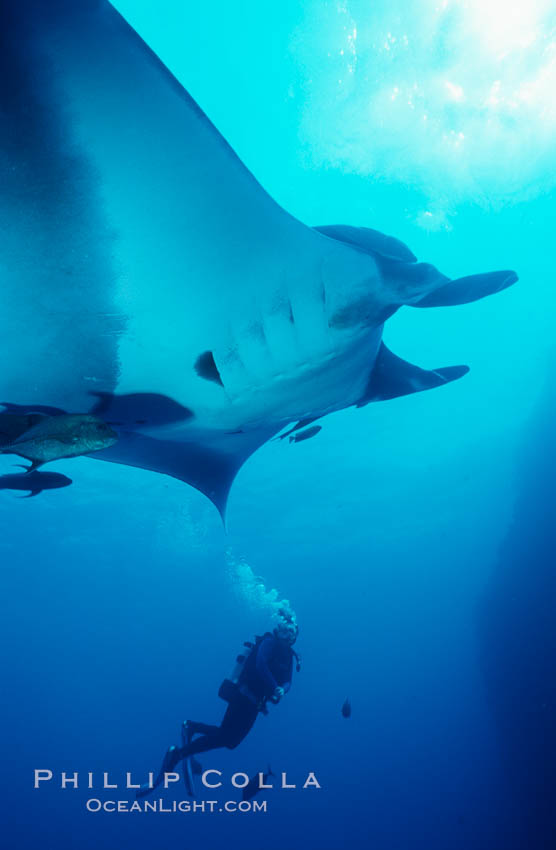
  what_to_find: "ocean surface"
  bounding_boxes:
[2,1,555,848]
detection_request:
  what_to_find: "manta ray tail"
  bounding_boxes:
[357,342,469,407]
[315,224,518,308]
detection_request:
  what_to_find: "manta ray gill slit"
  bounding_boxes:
[195,351,225,387]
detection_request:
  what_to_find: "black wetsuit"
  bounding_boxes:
[181,634,294,756]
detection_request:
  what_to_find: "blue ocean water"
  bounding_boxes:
[2,1,555,848]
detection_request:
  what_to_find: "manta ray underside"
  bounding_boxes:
[0,0,517,518]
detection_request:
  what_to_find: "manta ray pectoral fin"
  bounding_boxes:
[93,428,278,521]
[314,224,417,262]
[411,270,518,308]
[357,342,469,407]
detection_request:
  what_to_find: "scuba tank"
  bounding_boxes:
[229,638,258,685]
[218,636,264,706]
[218,630,301,711]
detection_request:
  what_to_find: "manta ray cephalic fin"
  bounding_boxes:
[314,224,417,263]
[411,270,518,308]
[357,342,469,407]
[315,224,518,308]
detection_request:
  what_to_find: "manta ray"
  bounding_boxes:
[0,0,517,518]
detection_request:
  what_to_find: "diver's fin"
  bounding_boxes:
[190,757,203,777]
[135,782,154,800]
[314,224,417,262]
[357,343,469,407]
[412,270,518,307]
[136,747,180,800]
[181,722,196,798]
[93,428,277,521]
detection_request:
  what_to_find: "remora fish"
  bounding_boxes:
[0,471,73,498]
[0,415,118,471]
[242,765,275,801]
[289,425,322,444]
[0,0,518,518]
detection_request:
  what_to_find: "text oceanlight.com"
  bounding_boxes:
[87,798,268,813]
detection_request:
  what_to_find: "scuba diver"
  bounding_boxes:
[137,615,300,798]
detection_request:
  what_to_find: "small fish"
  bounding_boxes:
[0,414,118,471]
[276,418,315,440]
[0,470,73,498]
[341,698,351,718]
[242,765,275,802]
[289,425,322,444]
